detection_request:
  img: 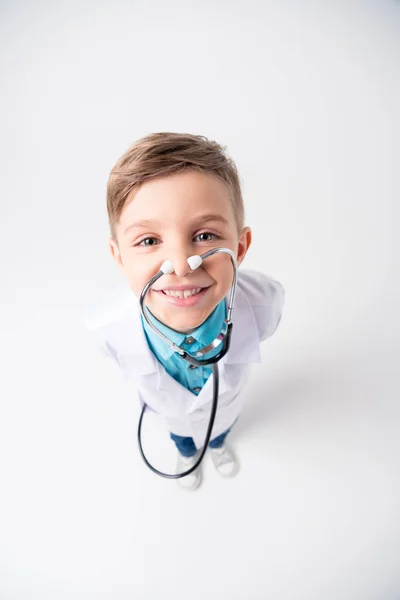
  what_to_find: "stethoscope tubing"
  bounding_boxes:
[139,248,237,360]
[137,248,237,478]
[138,326,230,479]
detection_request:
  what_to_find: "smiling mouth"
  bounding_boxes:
[161,287,204,298]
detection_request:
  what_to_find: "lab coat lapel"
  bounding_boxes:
[114,307,158,378]
[116,301,191,412]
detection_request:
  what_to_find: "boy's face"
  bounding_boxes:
[110,170,251,333]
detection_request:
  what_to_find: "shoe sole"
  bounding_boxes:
[177,475,202,491]
[215,464,240,477]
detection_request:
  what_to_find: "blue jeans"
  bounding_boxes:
[170,427,232,458]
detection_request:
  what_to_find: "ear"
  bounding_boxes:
[109,237,124,268]
[236,226,252,267]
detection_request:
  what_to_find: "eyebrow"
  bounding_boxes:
[123,213,230,236]
[124,219,161,235]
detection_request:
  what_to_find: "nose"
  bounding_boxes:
[170,251,193,278]
[166,239,199,278]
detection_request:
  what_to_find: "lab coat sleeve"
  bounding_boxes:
[240,270,285,342]
[81,283,132,361]
[259,277,285,341]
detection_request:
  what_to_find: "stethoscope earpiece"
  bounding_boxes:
[187,255,203,270]
[160,259,174,275]
[161,255,203,274]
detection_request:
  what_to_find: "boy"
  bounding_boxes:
[85,132,285,491]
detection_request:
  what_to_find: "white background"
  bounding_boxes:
[0,1,399,599]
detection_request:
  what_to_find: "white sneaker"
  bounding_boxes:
[209,444,239,477]
[176,451,202,491]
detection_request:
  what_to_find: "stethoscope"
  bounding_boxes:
[138,247,238,479]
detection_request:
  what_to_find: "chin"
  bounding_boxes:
[169,319,201,333]
[152,303,215,333]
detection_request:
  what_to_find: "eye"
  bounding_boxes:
[137,237,159,247]
[194,232,218,242]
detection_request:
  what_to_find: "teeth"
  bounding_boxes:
[163,287,202,298]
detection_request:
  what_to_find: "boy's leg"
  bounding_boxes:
[170,432,197,457]
[208,426,239,477]
[208,427,232,449]
[170,432,202,491]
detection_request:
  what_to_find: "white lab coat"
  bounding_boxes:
[84,269,285,449]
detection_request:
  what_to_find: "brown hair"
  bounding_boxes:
[106,132,244,240]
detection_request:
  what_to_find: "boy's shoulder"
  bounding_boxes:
[237,269,285,342]
[237,268,285,306]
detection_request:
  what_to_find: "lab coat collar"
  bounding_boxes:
[140,299,227,360]
[115,279,261,388]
